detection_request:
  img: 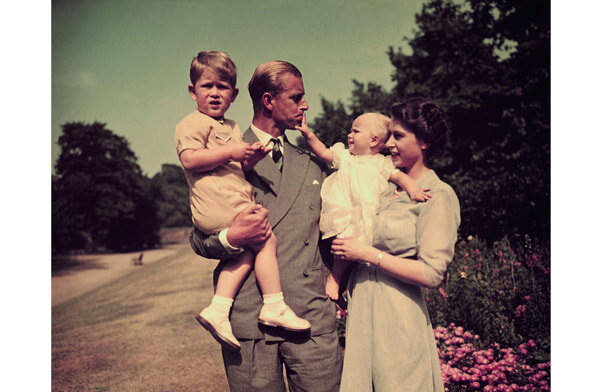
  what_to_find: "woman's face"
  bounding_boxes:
[385,120,427,170]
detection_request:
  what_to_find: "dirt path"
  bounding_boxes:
[52,245,182,306]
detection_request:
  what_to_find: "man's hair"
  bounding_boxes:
[248,60,302,112]
[189,50,237,87]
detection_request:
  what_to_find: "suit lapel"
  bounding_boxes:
[269,137,309,228]
[243,127,281,195]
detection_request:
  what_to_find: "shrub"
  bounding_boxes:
[424,235,550,356]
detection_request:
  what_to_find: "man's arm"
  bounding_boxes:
[189,204,271,260]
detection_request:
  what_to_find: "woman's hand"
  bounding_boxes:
[331,238,373,263]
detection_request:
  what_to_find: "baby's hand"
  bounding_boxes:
[294,113,311,135]
[229,142,256,162]
[409,188,431,202]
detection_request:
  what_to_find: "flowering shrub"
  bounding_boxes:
[424,235,550,357]
[436,323,550,391]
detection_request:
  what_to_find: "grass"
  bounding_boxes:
[52,245,230,392]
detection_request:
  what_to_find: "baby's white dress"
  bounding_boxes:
[320,142,398,244]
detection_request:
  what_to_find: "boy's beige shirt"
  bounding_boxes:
[175,109,253,234]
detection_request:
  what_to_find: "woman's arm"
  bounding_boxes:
[331,189,460,288]
[331,238,432,287]
[295,114,335,164]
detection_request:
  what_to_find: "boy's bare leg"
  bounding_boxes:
[196,250,254,352]
[216,250,255,298]
[326,260,349,301]
[253,232,311,331]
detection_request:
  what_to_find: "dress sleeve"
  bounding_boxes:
[175,116,211,156]
[329,142,346,169]
[379,155,400,179]
[415,187,461,288]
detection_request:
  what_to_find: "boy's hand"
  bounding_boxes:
[408,188,431,202]
[242,142,271,171]
[294,113,312,136]
[229,142,256,162]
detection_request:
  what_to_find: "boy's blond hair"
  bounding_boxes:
[248,60,302,113]
[190,50,237,87]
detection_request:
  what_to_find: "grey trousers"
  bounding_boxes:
[221,331,343,392]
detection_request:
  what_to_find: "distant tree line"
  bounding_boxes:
[301,0,549,243]
[52,122,190,254]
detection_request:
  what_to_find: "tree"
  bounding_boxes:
[307,0,549,242]
[52,122,160,253]
[150,164,192,227]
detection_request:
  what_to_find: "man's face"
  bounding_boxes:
[271,73,308,131]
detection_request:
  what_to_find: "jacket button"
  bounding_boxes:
[309,204,314,210]
[303,238,310,245]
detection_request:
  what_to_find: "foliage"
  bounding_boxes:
[52,122,160,253]
[435,323,550,391]
[150,164,192,228]
[424,235,550,355]
[304,0,549,242]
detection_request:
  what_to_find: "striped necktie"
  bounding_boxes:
[270,138,283,171]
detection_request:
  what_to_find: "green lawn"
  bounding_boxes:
[52,245,230,392]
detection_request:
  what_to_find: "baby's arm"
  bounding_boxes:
[295,114,335,164]
[390,170,431,202]
[179,142,255,172]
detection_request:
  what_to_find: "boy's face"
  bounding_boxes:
[347,115,375,156]
[189,69,238,120]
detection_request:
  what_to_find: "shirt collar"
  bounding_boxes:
[250,124,284,147]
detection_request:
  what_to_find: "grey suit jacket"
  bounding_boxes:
[190,127,336,341]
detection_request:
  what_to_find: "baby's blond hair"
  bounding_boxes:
[357,112,391,144]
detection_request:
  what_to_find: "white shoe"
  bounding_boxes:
[258,305,311,332]
[196,306,240,352]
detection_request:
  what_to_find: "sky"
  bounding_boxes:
[52,0,426,176]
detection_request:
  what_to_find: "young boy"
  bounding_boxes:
[175,50,310,352]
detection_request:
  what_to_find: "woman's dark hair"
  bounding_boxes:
[389,99,449,166]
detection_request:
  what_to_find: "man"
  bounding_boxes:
[190,60,342,391]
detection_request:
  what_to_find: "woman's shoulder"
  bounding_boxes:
[421,171,460,205]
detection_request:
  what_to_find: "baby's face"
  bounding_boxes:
[347,116,374,156]
[189,69,237,120]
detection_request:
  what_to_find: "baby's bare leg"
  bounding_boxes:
[326,260,350,301]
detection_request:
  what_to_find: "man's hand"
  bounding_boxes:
[226,204,271,247]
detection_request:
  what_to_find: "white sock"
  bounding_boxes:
[262,292,286,312]
[211,295,233,318]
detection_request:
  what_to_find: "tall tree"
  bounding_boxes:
[306,0,549,242]
[150,164,192,228]
[52,122,160,253]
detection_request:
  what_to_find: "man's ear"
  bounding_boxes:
[188,84,197,101]
[262,92,274,111]
[231,87,239,102]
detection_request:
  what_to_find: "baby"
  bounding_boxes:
[175,50,310,352]
[296,112,430,300]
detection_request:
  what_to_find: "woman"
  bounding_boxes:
[332,99,460,391]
